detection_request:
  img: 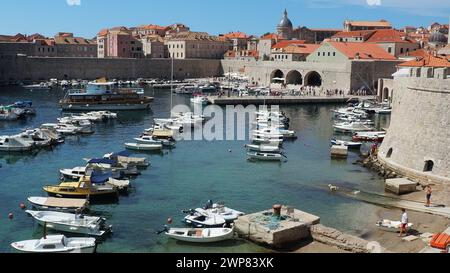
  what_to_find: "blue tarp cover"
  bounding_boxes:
[90,171,112,184]
[110,150,132,158]
[88,158,117,165]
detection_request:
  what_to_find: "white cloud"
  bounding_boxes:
[366,0,381,6]
[66,0,81,6]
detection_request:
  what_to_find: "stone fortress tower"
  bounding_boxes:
[378,66,450,184]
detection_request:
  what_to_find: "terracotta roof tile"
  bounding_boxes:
[272,40,305,49]
[223,32,248,39]
[398,55,450,67]
[282,44,320,54]
[366,29,414,43]
[261,33,283,40]
[347,20,391,28]
[328,42,397,60]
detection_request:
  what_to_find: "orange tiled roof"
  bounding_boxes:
[223,32,248,39]
[328,42,397,60]
[282,44,321,54]
[309,28,341,32]
[261,33,283,40]
[333,30,375,38]
[139,24,166,31]
[54,36,96,45]
[347,20,391,28]
[398,55,450,67]
[400,48,428,58]
[97,29,109,36]
[366,29,414,43]
[272,40,305,49]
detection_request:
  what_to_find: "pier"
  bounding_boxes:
[207,95,360,105]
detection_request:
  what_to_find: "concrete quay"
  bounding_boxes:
[208,95,359,105]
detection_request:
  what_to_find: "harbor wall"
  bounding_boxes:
[0,56,222,83]
[378,67,450,184]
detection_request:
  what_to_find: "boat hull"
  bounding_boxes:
[166,228,234,243]
[11,244,95,253]
[61,103,151,111]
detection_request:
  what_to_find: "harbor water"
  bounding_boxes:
[0,86,390,253]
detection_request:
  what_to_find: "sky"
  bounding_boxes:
[0,0,449,38]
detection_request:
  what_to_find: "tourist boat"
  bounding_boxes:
[43,176,119,201]
[11,235,96,253]
[27,197,89,213]
[125,142,163,151]
[0,135,34,152]
[60,81,153,111]
[202,201,245,223]
[245,144,280,153]
[190,96,208,105]
[26,210,112,236]
[330,139,362,149]
[352,131,386,142]
[23,82,52,91]
[376,219,413,233]
[333,122,375,133]
[183,208,227,228]
[246,151,283,161]
[165,227,234,243]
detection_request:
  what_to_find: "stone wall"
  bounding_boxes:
[378,67,450,184]
[0,56,222,83]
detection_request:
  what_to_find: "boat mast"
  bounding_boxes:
[170,56,174,115]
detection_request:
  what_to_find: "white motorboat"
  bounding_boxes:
[17,129,52,147]
[352,131,386,141]
[183,208,226,228]
[0,135,34,152]
[251,135,283,145]
[202,201,245,222]
[40,123,80,135]
[165,227,234,243]
[0,106,20,121]
[27,197,89,213]
[26,210,111,236]
[253,128,296,138]
[247,152,283,161]
[11,235,96,253]
[374,107,392,114]
[333,122,375,133]
[330,139,362,148]
[245,144,280,153]
[125,142,162,151]
[23,82,51,91]
[103,151,150,168]
[376,219,413,232]
[190,96,208,105]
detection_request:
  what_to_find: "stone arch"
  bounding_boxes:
[270,69,284,83]
[285,70,303,85]
[423,160,434,172]
[304,71,322,87]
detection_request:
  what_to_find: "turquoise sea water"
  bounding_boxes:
[0,86,390,253]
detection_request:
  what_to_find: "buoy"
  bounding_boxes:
[8,213,14,220]
[167,217,173,224]
[20,203,26,210]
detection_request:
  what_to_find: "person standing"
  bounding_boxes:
[399,209,408,237]
[425,185,432,207]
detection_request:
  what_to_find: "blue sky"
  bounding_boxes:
[0,0,449,38]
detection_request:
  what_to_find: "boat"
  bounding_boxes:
[174,84,198,94]
[134,135,176,148]
[85,158,141,176]
[190,96,208,105]
[374,107,392,114]
[59,81,153,111]
[103,150,150,168]
[330,139,362,148]
[251,135,283,145]
[23,82,51,91]
[246,152,283,161]
[10,101,36,116]
[43,176,119,201]
[27,197,89,213]
[202,200,245,222]
[0,106,20,121]
[165,227,234,243]
[352,131,386,142]
[40,123,80,135]
[0,135,34,152]
[11,235,96,253]
[125,142,163,151]
[17,129,52,147]
[26,210,111,236]
[245,144,280,153]
[183,208,227,228]
[333,122,375,133]
[376,219,413,232]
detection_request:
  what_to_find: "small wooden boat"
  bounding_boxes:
[11,235,96,253]
[245,144,280,153]
[247,152,283,161]
[26,210,111,236]
[330,139,362,148]
[165,227,234,243]
[125,142,162,151]
[27,197,89,213]
[376,219,413,232]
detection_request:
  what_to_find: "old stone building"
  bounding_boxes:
[343,20,392,32]
[141,35,165,58]
[54,33,97,58]
[166,32,231,59]
[97,27,144,58]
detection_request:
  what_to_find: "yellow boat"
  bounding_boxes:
[43,176,118,201]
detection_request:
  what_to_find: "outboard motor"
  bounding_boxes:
[204,200,213,210]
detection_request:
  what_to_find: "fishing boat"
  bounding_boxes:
[134,135,175,148]
[376,219,413,232]
[60,81,153,111]
[11,235,96,253]
[183,208,227,228]
[246,152,283,161]
[0,135,34,152]
[17,129,52,147]
[43,176,119,201]
[352,131,386,142]
[85,158,141,176]
[125,142,163,151]
[245,144,280,153]
[330,139,362,148]
[27,197,89,213]
[165,227,234,243]
[202,201,245,222]
[26,210,111,236]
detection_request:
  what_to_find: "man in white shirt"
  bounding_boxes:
[399,208,408,237]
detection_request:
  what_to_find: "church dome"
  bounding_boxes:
[429,29,447,44]
[278,9,293,29]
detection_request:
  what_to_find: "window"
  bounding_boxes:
[322,52,325,56]
[328,52,330,56]
[423,160,434,172]
[400,48,404,54]
[386,148,393,158]
[388,47,392,54]
[333,52,336,56]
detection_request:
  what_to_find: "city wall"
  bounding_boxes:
[0,56,222,83]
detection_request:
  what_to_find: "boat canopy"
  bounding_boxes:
[87,158,117,165]
[90,171,113,184]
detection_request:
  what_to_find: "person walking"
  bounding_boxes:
[425,185,432,207]
[399,209,408,237]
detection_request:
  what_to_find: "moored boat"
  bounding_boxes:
[246,151,283,161]
[11,235,96,253]
[245,144,280,153]
[27,197,89,213]
[125,142,163,151]
[330,139,362,148]
[183,208,227,228]
[165,227,234,243]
